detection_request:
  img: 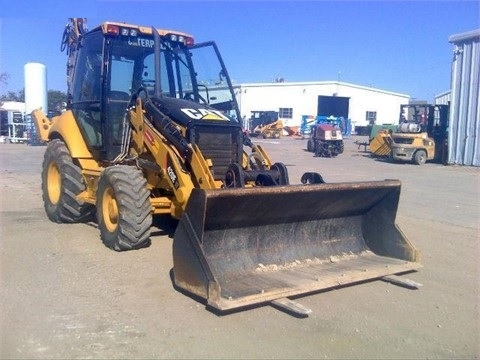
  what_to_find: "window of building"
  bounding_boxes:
[366,111,377,125]
[279,107,293,119]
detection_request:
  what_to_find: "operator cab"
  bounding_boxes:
[69,22,241,161]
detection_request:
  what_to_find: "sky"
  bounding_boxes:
[0,0,479,101]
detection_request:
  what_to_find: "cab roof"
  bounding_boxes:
[91,21,193,38]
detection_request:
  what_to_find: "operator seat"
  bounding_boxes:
[107,90,131,146]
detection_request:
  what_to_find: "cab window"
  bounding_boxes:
[70,31,104,148]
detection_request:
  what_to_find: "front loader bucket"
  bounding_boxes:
[172,180,420,312]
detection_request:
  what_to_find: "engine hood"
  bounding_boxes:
[152,96,235,128]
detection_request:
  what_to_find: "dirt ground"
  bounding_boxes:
[1,136,479,359]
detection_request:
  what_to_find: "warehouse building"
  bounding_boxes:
[447,29,480,166]
[233,81,410,135]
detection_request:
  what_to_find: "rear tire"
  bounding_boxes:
[97,165,152,251]
[414,150,427,165]
[41,139,95,223]
[307,139,314,152]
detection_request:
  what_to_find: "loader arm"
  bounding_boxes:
[128,96,222,217]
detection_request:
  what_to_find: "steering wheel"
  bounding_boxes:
[183,91,207,104]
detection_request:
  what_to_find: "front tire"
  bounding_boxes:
[41,139,95,223]
[338,141,344,155]
[97,166,152,251]
[414,150,427,165]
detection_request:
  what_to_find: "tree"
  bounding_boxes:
[0,73,9,86]
[47,90,67,114]
[0,89,67,114]
[0,90,24,102]
[0,73,11,107]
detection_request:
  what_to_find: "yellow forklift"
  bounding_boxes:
[390,104,449,165]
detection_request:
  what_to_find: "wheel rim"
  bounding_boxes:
[418,151,426,164]
[47,162,61,205]
[102,187,118,232]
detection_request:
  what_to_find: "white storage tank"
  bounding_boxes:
[24,63,48,115]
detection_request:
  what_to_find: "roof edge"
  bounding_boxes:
[449,29,480,43]
[234,81,410,98]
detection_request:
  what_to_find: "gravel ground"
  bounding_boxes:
[1,136,479,359]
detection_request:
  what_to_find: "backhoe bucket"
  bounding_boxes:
[172,180,420,312]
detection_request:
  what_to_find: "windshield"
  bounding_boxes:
[107,35,240,121]
[187,42,239,120]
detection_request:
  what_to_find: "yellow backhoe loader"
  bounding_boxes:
[32,18,421,315]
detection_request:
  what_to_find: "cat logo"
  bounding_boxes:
[181,108,229,121]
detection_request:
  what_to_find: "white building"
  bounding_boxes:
[434,90,451,106]
[233,81,410,134]
[0,101,25,112]
[0,101,27,142]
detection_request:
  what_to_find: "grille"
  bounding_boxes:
[393,137,414,145]
[191,125,242,180]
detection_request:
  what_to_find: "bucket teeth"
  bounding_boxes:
[271,298,312,317]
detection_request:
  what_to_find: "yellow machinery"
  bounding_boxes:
[389,104,448,165]
[390,132,435,165]
[250,111,283,139]
[33,19,420,315]
[366,129,433,164]
[369,129,394,156]
[366,105,449,165]
[256,119,283,138]
[367,129,433,164]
